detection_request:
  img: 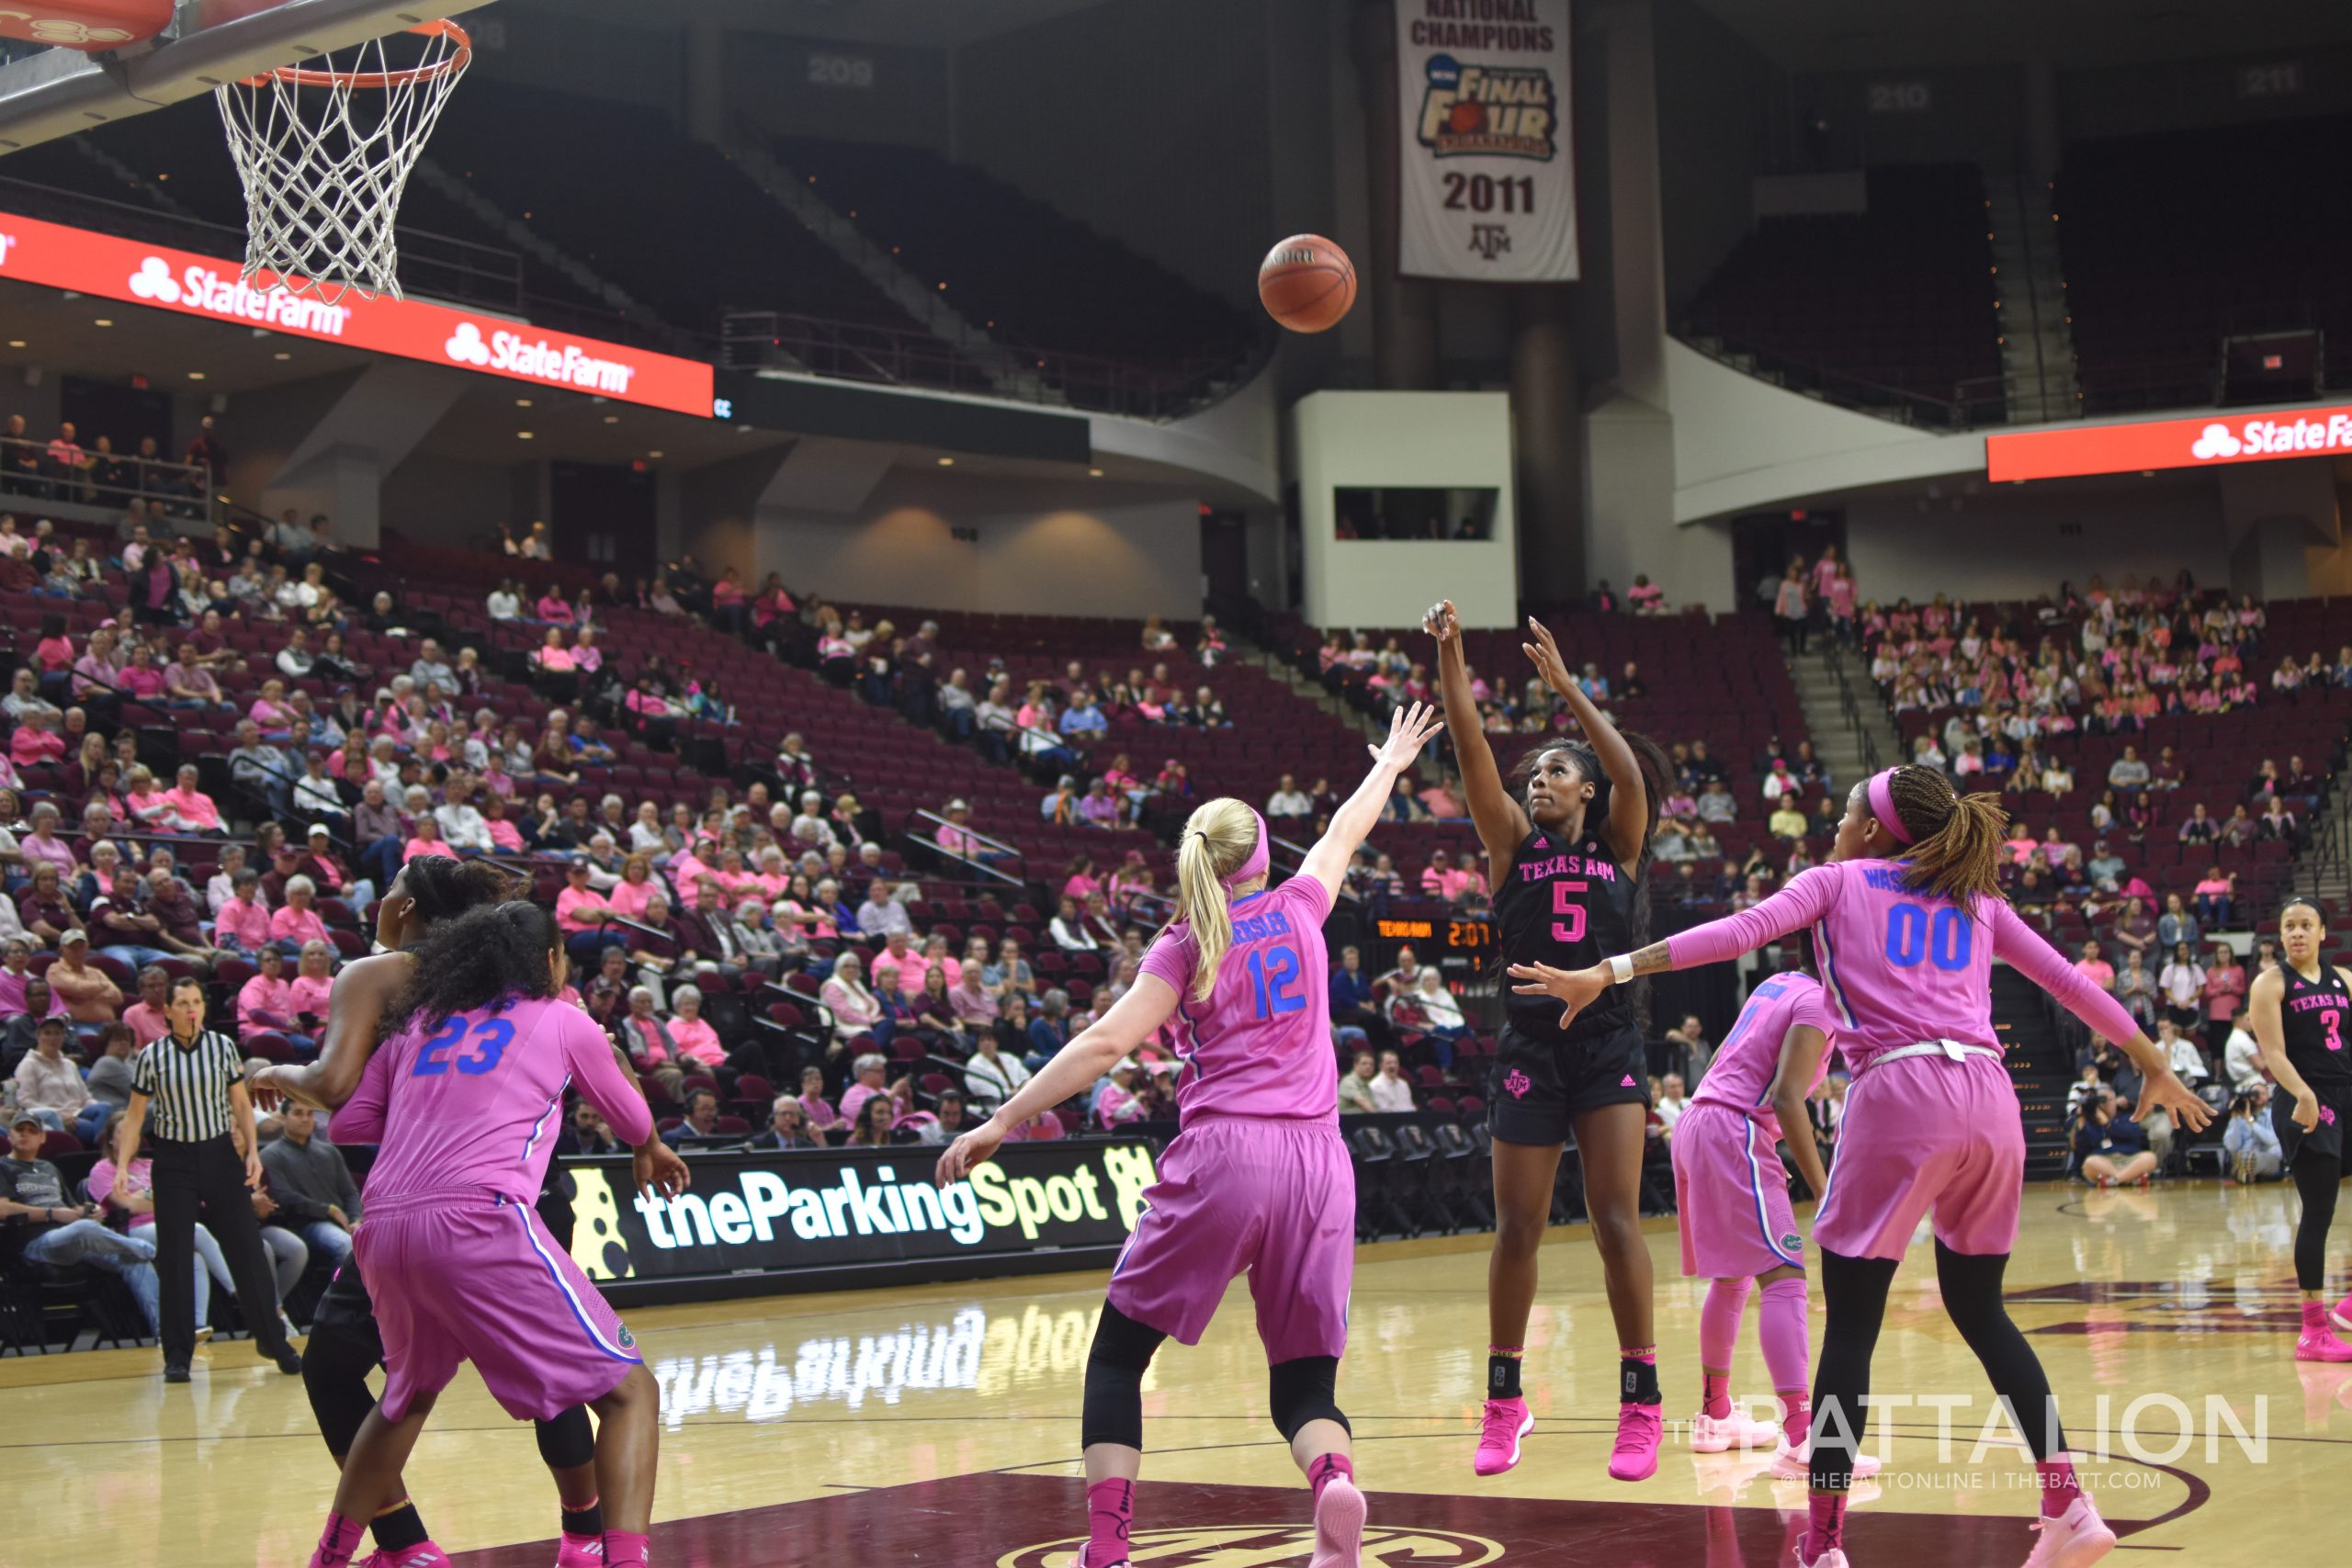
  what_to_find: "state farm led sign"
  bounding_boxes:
[0,209,714,417]
[1985,403,2352,483]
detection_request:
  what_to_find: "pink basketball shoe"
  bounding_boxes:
[1473,1396,1532,1476]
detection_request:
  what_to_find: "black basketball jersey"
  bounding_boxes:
[1492,828,1638,1043]
[2280,962,2352,1088]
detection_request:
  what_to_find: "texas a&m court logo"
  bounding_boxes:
[1415,53,1557,159]
[999,1525,1503,1568]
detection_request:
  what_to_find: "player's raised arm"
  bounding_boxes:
[1297,701,1447,904]
[1521,615,1654,867]
[1424,598,1528,874]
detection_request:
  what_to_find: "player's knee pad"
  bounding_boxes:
[300,1322,381,1456]
[534,1404,596,1472]
[1268,1356,1348,1443]
[1080,1303,1166,1451]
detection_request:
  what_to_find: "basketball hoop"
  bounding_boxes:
[214,19,471,303]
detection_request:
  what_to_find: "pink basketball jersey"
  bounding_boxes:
[1141,875,1335,1125]
[334,994,652,1204]
[1668,860,2141,1071]
[1689,970,1836,1141]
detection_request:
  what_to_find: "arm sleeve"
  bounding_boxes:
[1664,868,1841,970]
[331,1035,392,1145]
[566,1014,654,1146]
[1991,902,2143,1048]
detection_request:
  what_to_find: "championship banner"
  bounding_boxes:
[1395,0,1577,282]
[561,1140,1159,1295]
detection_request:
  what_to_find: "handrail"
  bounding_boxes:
[1672,327,2007,430]
[1819,640,1883,774]
[0,433,220,531]
[1266,830,1362,905]
[899,807,1025,890]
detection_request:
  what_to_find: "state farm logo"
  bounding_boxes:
[2189,414,2352,462]
[129,255,180,304]
[445,321,492,366]
[998,1525,1502,1568]
[442,319,639,394]
[124,254,352,334]
[2189,423,2240,459]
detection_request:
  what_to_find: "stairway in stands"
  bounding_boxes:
[1992,966,2075,1179]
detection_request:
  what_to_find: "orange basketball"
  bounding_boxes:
[1258,233,1356,333]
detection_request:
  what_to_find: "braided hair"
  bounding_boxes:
[1865,765,2011,911]
[379,900,561,1037]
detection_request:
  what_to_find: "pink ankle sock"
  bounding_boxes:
[2035,1457,2081,1517]
[2304,1300,2330,1333]
[1780,1394,1812,1452]
[1083,1478,1134,1568]
[604,1530,650,1568]
[310,1514,366,1568]
[1699,1279,1749,1416]
[1758,1278,1812,1438]
[1309,1452,1353,1503]
[1805,1491,1846,1557]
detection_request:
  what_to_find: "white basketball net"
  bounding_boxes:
[214,22,471,303]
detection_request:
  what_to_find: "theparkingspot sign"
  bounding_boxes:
[1985,403,2352,483]
[561,1140,1160,1292]
[0,208,715,417]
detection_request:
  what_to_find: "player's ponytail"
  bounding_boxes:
[380,899,562,1036]
[1172,796,1262,1003]
[1874,765,2008,910]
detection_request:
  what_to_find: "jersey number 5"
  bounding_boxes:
[1551,881,1589,944]
[1247,945,1306,1021]
[413,1016,515,1077]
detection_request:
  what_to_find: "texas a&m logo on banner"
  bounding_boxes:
[1395,0,1578,283]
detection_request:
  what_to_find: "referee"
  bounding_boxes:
[113,973,303,1382]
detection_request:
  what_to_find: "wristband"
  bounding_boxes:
[1609,954,1634,986]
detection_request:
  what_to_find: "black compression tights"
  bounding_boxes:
[2294,1151,2342,1292]
[1811,1243,2068,1491]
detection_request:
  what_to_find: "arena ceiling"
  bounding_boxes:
[526,0,1119,48]
[1687,0,2352,70]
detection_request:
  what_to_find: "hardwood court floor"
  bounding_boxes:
[7,1179,2340,1567]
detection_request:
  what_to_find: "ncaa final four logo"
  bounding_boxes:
[1415,53,1557,159]
[999,1525,1503,1568]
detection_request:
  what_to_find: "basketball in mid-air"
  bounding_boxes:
[1258,233,1356,333]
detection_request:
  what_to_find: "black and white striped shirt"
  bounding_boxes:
[131,1029,244,1142]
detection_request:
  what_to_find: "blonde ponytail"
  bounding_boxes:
[1171,796,1261,1001]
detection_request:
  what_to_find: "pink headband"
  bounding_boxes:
[1216,807,1271,893]
[1866,768,1915,846]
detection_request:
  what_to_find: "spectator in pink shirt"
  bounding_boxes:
[212,867,273,954]
[2073,940,2115,992]
[17,805,76,878]
[878,930,929,996]
[163,764,224,834]
[238,943,301,1035]
[119,964,171,1047]
[289,940,335,1030]
[534,626,577,672]
[401,816,453,863]
[1419,848,1482,906]
[10,709,64,768]
[267,874,329,953]
[665,985,729,1071]
[0,938,65,1019]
